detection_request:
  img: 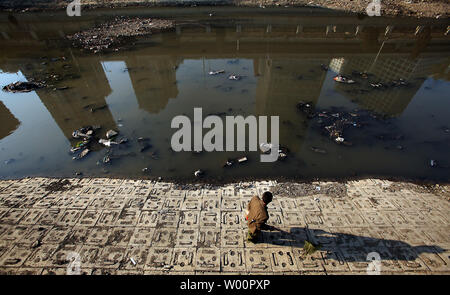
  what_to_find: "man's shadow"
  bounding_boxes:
[259,226,445,262]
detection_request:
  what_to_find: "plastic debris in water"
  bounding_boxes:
[99,139,118,147]
[228,74,241,81]
[333,75,355,84]
[335,137,345,143]
[194,169,204,177]
[238,157,248,163]
[106,129,118,139]
[208,70,225,75]
[430,160,437,167]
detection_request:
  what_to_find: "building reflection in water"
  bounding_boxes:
[0,101,20,140]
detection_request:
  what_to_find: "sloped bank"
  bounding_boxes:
[0,0,448,18]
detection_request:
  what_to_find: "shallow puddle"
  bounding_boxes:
[0,8,449,182]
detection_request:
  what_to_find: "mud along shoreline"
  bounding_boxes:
[0,0,449,18]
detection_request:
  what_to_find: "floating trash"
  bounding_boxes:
[333,75,355,84]
[208,70,225,75]
[228,74,241,81]
[106,129,118,139]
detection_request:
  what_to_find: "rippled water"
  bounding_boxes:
[0,8,449,182]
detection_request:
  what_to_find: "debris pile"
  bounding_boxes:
[2,81,45,93]
[67,16,175,53]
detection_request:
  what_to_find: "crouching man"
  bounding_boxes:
[246,191,273,243]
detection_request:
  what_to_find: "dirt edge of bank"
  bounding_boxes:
[0,1,449,19]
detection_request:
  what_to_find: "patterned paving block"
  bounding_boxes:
[96,210,121,226]
[38,209,65,225]
[304,212,324,227]
[176,227,199,247]
[268,248,298,272]
[333,227,364,248]
[238,188,258,198]
[179,211,200,227]
[362,211,390,226]
[369,197,397,211]
[266,198,281,212]
[372,227,405,248]
[267,211,285,227]
[420,210,448,226]
[19,209,45,225]
[167,189,186,198]
[133,186,152,197]
[221,211,244,228]
[0,245,34,267]
[296,198,320,212]
[116,209,140,226]
[42,226,71,244]
[278,199,297,212]
[198,228,221,248]
[342,212,368,227]
[57,209,83,226]
[85,227,111,246]
[322,212,350,227]
[202,197,221,211]
[202,189,222,198]
[264,229,294,248]
[1,225,31,243]
[87,196,107,209]
[196,248,220,272]
[122,245,149,270]
[333,198,356,211]
[157,211,180,228]
[186,190,202,198]
[222,186,238,197]
[145,248,173,270]
[181,199,202,211]
[389,247,429,272]
[99,246,126,268]
[32,195,60,209]
[77,210,102,226]
[79,245,103,268]
[221,198,241,211]
[339,247,372,273]
[104,197,128,210]
[172,248,196,272]
[114,185,136,197]
[66,196,92,209]
[221,228,244,248]
[24,244,59,267]
[245,249,272,272]
[395,227,432,246]
[200,211,220,227]
[19,225,51,246]
[142,196,164,211]
[124,197,146,210]
[221,248,246,272]
[350,227,385,248]
[65,226,90,244]
[351,197,377,211]
[106,227,134,247]
[163,198,183,211]
[51,244,82,267]
[411,246,449,272]
[0,208,27,224]
[308,227,339,248]
[129,228,154,246]
[137,210,158,227]
[422,227,450,244]
[151,228,177,248]
[384,211,410,227]
[288,227,309,247]
[322,250,350,272]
